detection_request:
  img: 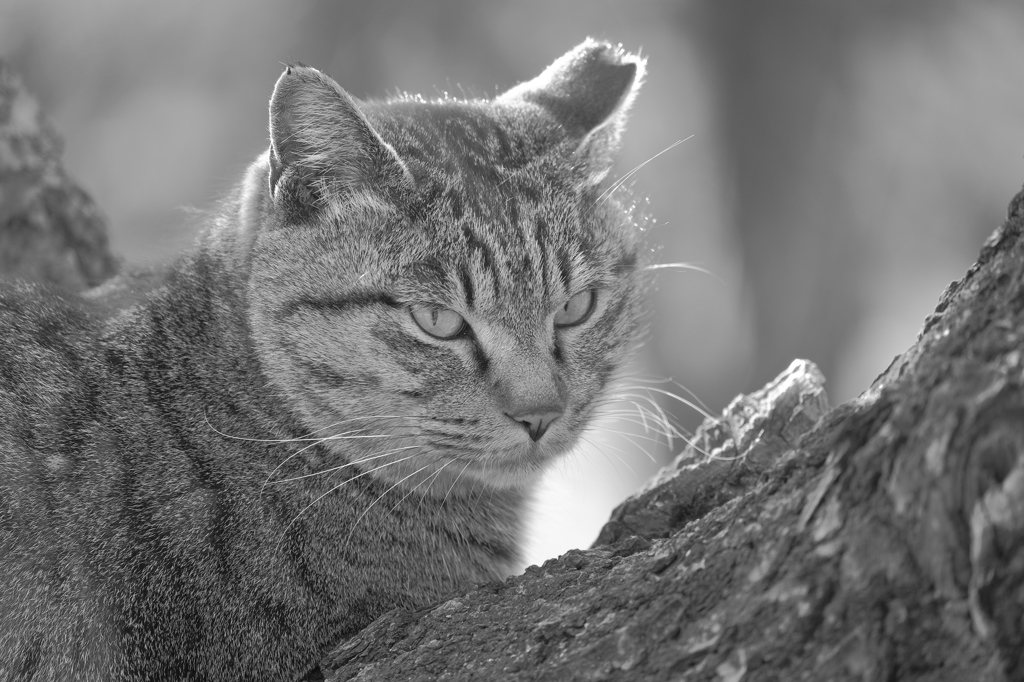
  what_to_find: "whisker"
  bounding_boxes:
[276,450,429,548]
[593,392,685,443]
[266,445,423,486]
[595,425,669,455]
[592,384,721,461]
[597,409,680,444]
[342,463,435,548]
[642,261,724,287]
[416,459,455,509]
[389,459,456,518]
[624,385,718,423]
[643,262,712,276]
[441,460,473,509]
[626,377,714,416]
[623,392,679,448]
[596,136,692,205]
[578,434,639,479]
[205,410,429,445]
[261,428,419,492]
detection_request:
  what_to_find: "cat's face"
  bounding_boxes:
[244,41,647,493]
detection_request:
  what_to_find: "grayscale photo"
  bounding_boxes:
[1,1,1022,679]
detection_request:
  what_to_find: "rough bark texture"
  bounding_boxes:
[2,61,1021,682]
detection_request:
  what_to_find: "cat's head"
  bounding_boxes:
[239,39,648,493]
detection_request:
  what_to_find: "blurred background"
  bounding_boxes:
[3,0,1023,565]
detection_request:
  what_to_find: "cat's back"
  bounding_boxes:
[0,279,111,524]
[0,281,123,679]
[0,280,104,415]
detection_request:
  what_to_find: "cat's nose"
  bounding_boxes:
[506,408,562,442]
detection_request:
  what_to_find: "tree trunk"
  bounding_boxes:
[0,60,117,290]
[2,58,1020,681]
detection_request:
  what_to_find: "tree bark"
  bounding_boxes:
[2,59,1020,681]
[0,59,117,290]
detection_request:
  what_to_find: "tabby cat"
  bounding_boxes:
[0,39,647,680]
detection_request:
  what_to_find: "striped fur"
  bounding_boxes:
[0,39,648,680]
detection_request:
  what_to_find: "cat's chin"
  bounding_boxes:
[454,445,563,492]
[458,461,548,491]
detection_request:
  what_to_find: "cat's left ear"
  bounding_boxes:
[267,64,413,206]
[498,38,645,186]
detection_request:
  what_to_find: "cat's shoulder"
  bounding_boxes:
[0,279,105,385]
[0,279,91,333]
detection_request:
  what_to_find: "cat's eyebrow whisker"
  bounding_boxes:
[643,262,713,277]
[596,136,692,205]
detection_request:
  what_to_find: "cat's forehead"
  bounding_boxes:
[366,99,557,177]
[354,99,636,325]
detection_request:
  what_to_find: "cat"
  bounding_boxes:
[0,38,648,680]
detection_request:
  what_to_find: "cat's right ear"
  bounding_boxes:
[267,65,413,207]
[498,39,645,187]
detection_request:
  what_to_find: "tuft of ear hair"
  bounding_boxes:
[498,38,646,186]
[267,64,413,204]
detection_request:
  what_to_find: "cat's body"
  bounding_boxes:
[0,40,647,680]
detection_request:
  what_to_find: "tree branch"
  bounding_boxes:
[0,59,117,290]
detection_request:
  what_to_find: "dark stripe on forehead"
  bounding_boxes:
[471,341,489,375]
[462,225,494,271]
[535,218,551,298]
[557,249,573,293]
[460,268,475,309]
[518,251,534,282]
[281,293,397,319]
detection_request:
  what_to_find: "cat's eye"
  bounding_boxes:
[554,290,596,328]
[410,305,467,340]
